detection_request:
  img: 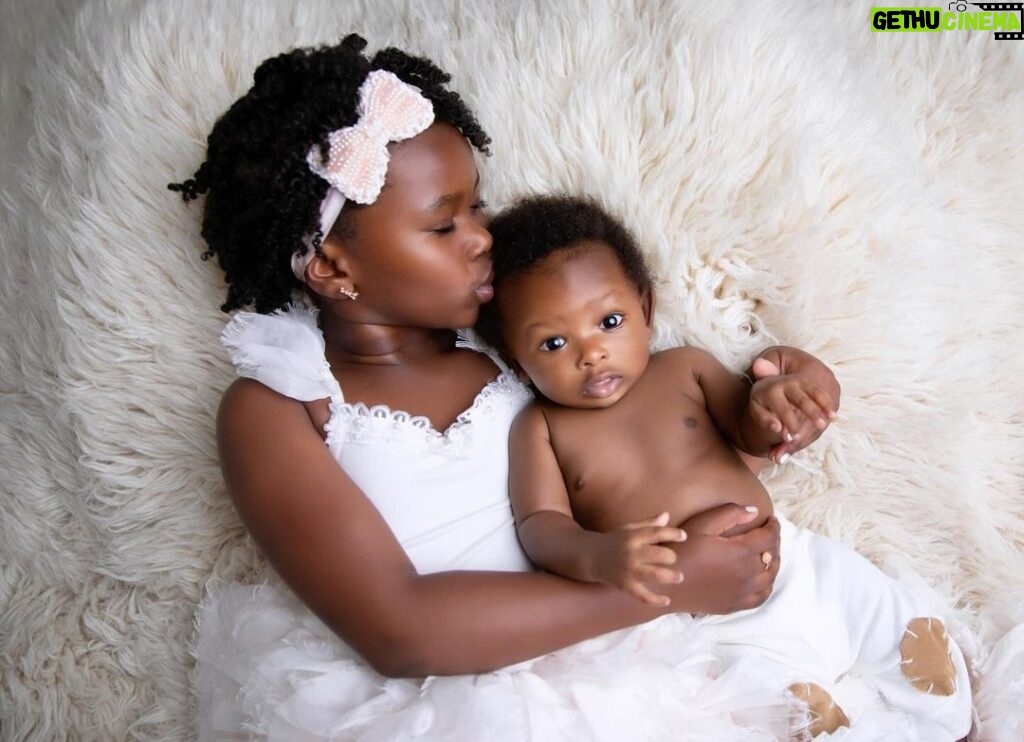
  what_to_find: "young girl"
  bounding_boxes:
[174,35,839,740]
[475,194,974,740]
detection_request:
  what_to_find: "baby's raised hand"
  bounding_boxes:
[592,512,686,607]
[749,371,837,457]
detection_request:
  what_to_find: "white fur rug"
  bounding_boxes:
[2,1,1022,739]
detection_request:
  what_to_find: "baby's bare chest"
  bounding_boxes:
[547,387,749,528]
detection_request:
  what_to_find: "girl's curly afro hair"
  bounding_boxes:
[170,34,490,313]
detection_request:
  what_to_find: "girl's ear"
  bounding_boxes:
[304,233,357,300]
[641,285,656,329]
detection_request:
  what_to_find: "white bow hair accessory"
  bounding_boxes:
[293,69,435,281]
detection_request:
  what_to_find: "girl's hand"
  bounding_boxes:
[748,364,837,459]
[591,512,686,607]
[658,504,781,615]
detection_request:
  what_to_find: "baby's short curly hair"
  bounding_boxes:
[170,34,490,313]
[476,194,653,351]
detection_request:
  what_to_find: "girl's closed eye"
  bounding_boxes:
[539,336,566,352]
[431,199,487,234]
[601,313,624,330]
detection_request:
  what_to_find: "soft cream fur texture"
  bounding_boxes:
[1,0,1022,739]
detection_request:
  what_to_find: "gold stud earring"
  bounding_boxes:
[339,287,359,301]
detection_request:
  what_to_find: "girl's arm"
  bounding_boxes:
[735,346,841,471]
[218,377,780,678]
[752,346,841,401]
[748,346,841,461]
[509,405,687,607]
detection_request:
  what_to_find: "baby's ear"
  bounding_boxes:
[641,285,656,328]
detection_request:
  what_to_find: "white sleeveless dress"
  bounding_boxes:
[193,304,797,741]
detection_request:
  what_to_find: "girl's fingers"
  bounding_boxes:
[784,381,837,427]
[749,398,783,433]
[775,399,805,439]
[788,388,832,430]
[808,386,839,421]
[756,387,808,438]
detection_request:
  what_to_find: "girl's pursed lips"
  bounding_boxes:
[473,266,494,301]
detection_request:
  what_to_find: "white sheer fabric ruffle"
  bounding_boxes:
[973,623,1024,741]
[195,580,797,741]
[222,304,340,404]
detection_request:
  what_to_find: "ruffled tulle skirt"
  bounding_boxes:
[194,582,800,741]
[194,579,1024,741]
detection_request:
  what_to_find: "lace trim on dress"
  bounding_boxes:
[222,304,532,458]
[325,370,532,458]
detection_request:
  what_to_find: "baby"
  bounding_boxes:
[476,195,973,739]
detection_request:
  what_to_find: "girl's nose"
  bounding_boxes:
[467,217,492,259]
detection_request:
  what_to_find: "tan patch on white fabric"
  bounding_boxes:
[900,617,956,696]
[787,681,850,738]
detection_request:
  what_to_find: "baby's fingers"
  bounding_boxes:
[634,563,685,586]
[636,543,682,568]
[625,580,675,607]
[624,525,687,547]
[622,512,671,530]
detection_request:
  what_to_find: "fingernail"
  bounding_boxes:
[745,505,758,513]
[779,453,791,465]
[678,530,687,542]
[784,432,793,442]
[816,419,827,430]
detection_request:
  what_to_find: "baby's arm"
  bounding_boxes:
[678,347,835,458]
[510,405,686,606]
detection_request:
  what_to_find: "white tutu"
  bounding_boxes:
[194,581,798,741]
[973,623,1024,741]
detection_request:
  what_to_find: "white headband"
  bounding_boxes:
[292,69,435,281]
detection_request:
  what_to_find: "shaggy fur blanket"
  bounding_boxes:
[1,0,1022,739]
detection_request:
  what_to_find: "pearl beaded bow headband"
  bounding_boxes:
[291,69,435,280]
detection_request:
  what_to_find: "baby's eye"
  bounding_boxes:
[431,223,456,234]
[601,313,624,330]
[539,336,566,352]
[471,198,488,210]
